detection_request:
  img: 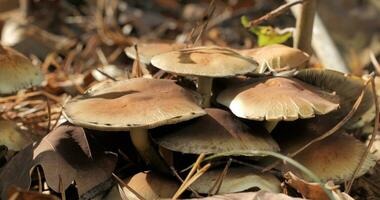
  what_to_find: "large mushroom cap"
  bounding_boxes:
[239,44,309,73]
[190,167,281,194]
[125,42,186,64]
[294,68,374,123]
[151,46,258,77]
[0,46,43,94]
[152,108,279,154]
[276,132,375,182]
[63,78,206,131]
[217,77,339,121]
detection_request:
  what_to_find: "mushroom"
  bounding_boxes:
[0,120,31,151]
[151,46,258,107]
[152,108,279,154]
[217,76,340,132]
[238,44,310,73]
[105,171,179,200]
[63,78,206,172]
[125,42,186,64]
[0,45,43,95]
[190,166,281,194]
[274,131,375,182]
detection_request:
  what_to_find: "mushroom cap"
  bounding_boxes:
[191,167,281,194]
[276,132,375,182]
[152,108,279,154]
[239,44,309,73]
[0,46,43,94]
[217,77,339,121]
[63,78,206,131]
[294,68,374,124]
[125,42,186,64]
[151,46,258,77]
[0,120,31,151]
[119,171,179,200]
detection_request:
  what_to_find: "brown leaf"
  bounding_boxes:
[185,191,305,200]
[0,123,117,199]
[7,186,58,200]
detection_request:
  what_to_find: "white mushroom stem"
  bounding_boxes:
[197,77,213,107]
[130,128,170,174]
[264,120,279,133]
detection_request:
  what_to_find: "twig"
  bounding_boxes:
[263,78,370,172]
[170,166,202,198]
[112,173,146,200]
[95,68,117,81]
[346,76,379,192]
[208,158,231,195]
[192,0,216,46]
[244,0,303,28]
[370,51,380,75]
[46,97,52,134]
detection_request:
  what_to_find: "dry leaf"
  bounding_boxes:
[0,123,117,199]
[185,191,305,200]
[7,186,58,200]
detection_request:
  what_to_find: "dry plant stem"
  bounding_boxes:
[294,0,316,55]
[129,128,170,174]
[172,163,211,200]
[197,77,213,107]
[170,167,202,198]
[346,77,379,193]
[112,173,146,200]
[208,159,232,195]
[246,0,303,28]
[263,79,370,172]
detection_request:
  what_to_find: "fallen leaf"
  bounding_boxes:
[7,186,59,200]
[184,191,305,200]
[0,123,117,199]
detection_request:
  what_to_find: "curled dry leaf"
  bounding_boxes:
[184,191,305,200]
[284,172,355,200]
[0,123,118,199]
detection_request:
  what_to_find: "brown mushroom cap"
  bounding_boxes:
[152,108,279,154]
[63,78,206,131]
[276,132,375,182]
[239,44,309,73]
[151,46,258,77]
[217,77,339,121]
[0,46,43,94]
[118,171,179,200]
[125,42,186,64]
[190,167,281,194]
[294,68,374,124]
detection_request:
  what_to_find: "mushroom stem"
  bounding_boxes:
[294,0,316,55]
[130,128,170,174]
[197,77,213,107]
[264,120,279,133]
[20,0,30,19]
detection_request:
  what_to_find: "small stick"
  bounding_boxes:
[208,158,232,195]
[170,166,202,198]
[346,75,379,193]
[95,68,117,81]
[245,0,303,28]
[112,173,146,200]
[46,97,52,133]
[193,0,216,46]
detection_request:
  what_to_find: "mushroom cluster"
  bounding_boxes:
[60,43,375,197]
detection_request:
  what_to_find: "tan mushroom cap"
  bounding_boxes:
[152,108,279,154]
[118,171,179,200]
[294,68,374,124]
[277,132,375,182]
[63,78,206,131]
[151,46,258,77]
[239,44,309,73]
[125,42,186,64]
[0,46,43,94]
[0,120,32,151]
[191,167,281,194]
[217,77,339,121]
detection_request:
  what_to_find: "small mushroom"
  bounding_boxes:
[152,108,279,154]
[0,45,43,95]
[217,77,339,132]
[238,44,309,73]
[275,131,375,183]
[190,166,281,194]
[125,42,186,64]
[63,78,206,172]
[151,46,258,107]
[0,120,32,151]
